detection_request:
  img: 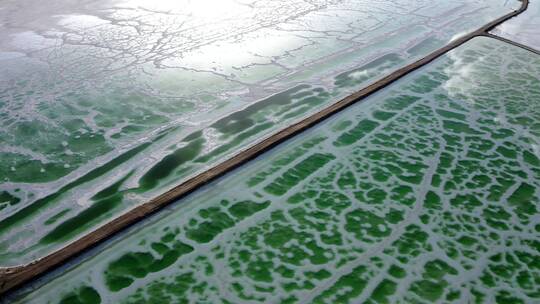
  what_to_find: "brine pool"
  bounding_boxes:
[8,36,540,304]
[492,0,540,50]
[0,0,521,266]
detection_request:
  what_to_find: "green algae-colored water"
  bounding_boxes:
[10,36,540,303]
[0,0,521,266]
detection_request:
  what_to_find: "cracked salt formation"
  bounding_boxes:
[0,0,520,266]
[9,37,540,304]
[492,0,540,50]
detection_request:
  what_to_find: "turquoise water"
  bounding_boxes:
[10,37,540,303]
[0,0,520,266]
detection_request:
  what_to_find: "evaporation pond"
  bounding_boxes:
[12,36,540,304]
[0,0,520,266]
